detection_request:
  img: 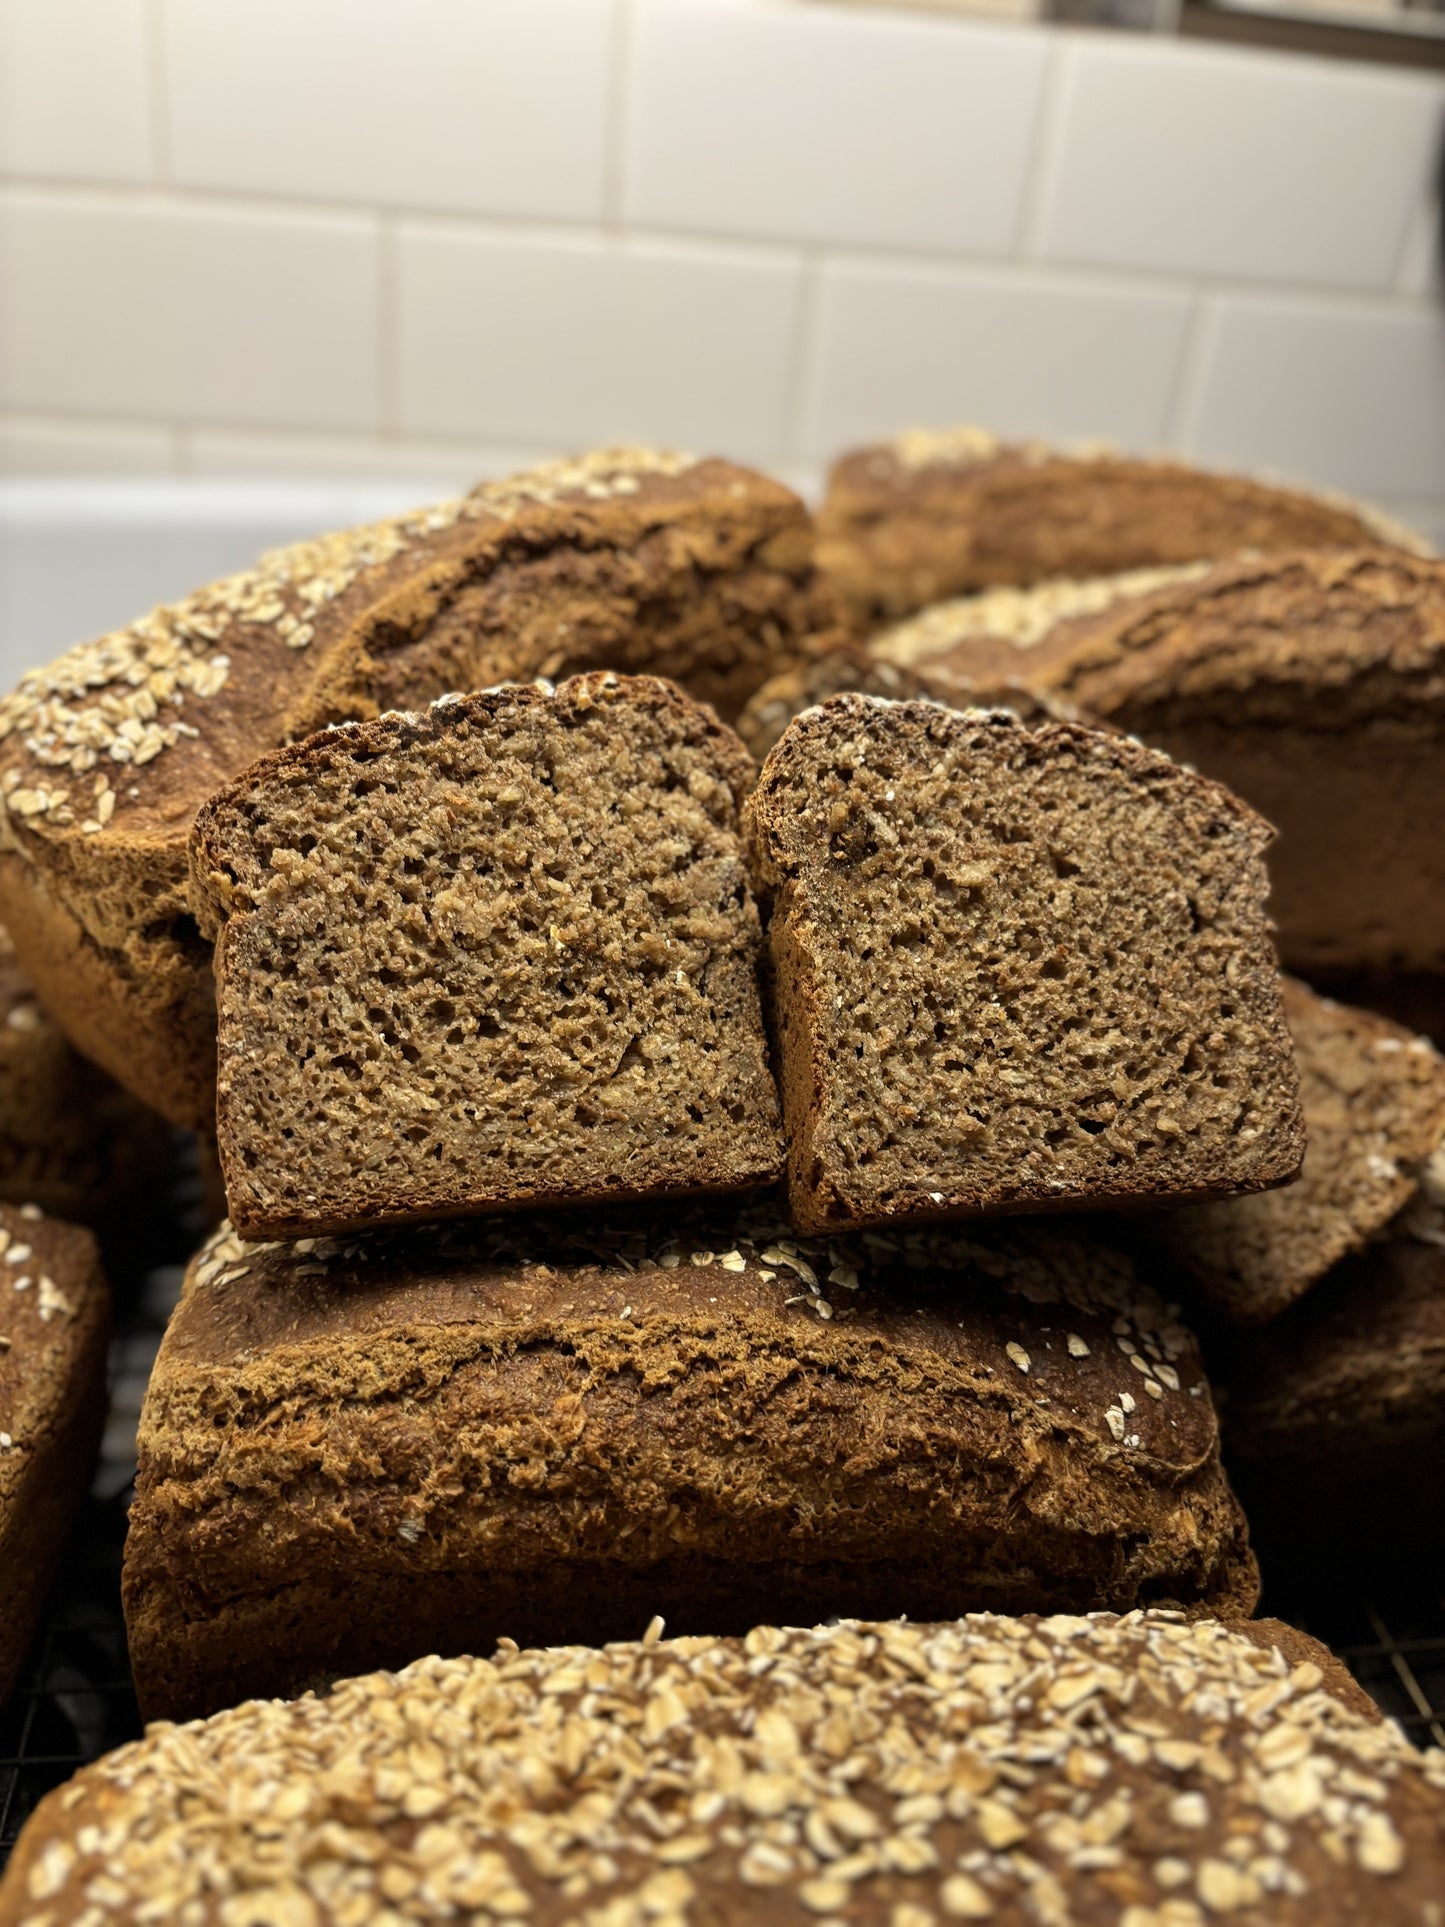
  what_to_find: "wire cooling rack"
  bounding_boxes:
[1,1228,1443,1864]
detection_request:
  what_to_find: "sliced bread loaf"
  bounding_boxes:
[1153,978,1445,1323]
[819,426,1425,628]
[0,450,833,1129]
[747,696,1304,1234]
[124,1200,1253,1721]
[190,674,782,1239]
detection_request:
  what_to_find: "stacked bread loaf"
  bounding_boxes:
[2,437,1443,1920]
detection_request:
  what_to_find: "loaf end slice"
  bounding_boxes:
[747,696,1304,1235]
[191,673,783,1238]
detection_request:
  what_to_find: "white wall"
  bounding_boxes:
[0,0,1441,540]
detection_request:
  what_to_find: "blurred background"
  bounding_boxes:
[1,0,1443,667]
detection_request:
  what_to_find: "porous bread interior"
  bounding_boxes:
[195,678,781,1237]
[750,698,1302,1231]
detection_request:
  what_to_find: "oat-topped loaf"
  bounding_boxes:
[123,1201,1254,1721]
[984,550,1445,979]
[735,635,1077,763]
[818,425,1421,627]
[0,924,169,1226]
[0,1202,109,1706]
[1219,1188,1445,1577]
[746,696,1303,1236]
[0,450,834,1130]
[11,1613,1445,1927]
[190,674,782,1239]
[1153,979,1445,1325]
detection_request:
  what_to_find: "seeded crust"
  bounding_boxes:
[0,925,169,1226]
[1150,980,1445,1326]
[0,450,835,1130]
[735,636,1080,764]
[818,426,1424,628]
[13,1614,1445,1927]
[0,1203,109,1707]
[968,550,1445,980]
[122,1199,1256,1722]
[746,697,1304,1236]
[1218,1196,1445,1577]
[189,674,782,1240]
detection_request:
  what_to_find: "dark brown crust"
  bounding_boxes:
[747,697,1304,1235]
[0,456,835,1129]
[0,1205,109,1705]
[123,1205,1256,1722]
[819,437,1415,628]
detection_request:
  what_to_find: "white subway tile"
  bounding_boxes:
[626,0,1048,254]
[186,428,556,489]
[164,0,610,220]
[1396,190,1443,298]
[397,227,803,458]
[806,259,1192,457]
[0,414,175,476]
[1370,497,1445,555]
[0,0,154,182]
[1188,294,1445,501]
[0,192,380,431]
[1040,37,1445,291]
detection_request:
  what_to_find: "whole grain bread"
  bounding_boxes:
[986,550,1445,979]
[746,696,1304,1235]
[0,925,169,1226]
[734,635,1079,763]
[0,450,835,1129]
[123,1200,1254,1722]
[1151,979,1445,1325]
[818,425,1424,627]
[11,1613,1443,1926]
[190,674,782,1240]
[0,1203,109,1706]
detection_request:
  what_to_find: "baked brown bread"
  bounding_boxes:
[819,424,1426,627]
[977,550,1445,979]
[735,635,1079,763]
[0,1202,109,1706]
[11,1613,1444,1927]
[0,450,835,1130]
[1151,978,1445,1324]
[0,924,169,1226]
[746,696,1304,1235]
[1218,1188,1445,1580]
[123,1201,1255,1722]
[189,673,782,1239]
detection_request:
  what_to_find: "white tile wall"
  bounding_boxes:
[0,0,1441,533]
[397,227,803,457]
[1040,37,1443,291]
[625,0,1050,254]
[163,0,611,221]
[0,191,380,430]
[808,260,1193,454]
[0,0,155,184]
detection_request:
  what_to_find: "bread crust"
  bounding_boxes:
[820,428,1426,627]
[124,1204,1255,1721]
[0,453,834,1128]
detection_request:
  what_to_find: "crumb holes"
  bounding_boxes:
[1049,850,1081,879]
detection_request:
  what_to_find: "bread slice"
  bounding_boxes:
[123,1200,1254,1721]
[0,450,835,1129]
[1153,978,1445,1324]
[190,674,782,1239]
[819,424,1427,627]
[747,696,1304,1235]
[0,924,169,1226]
[0,1203,109,1706]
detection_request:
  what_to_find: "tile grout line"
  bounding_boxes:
[377,215,401,441]
[602,0,634,240]
[1161,287,1217,457]
[780,248,824,473]
[1013,37,1067,263]
[142,0,172,188]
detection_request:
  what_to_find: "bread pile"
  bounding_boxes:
[2,435,1443,1919]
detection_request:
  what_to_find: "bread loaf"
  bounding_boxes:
[746,696,1304,1234]
[818,426,1420,627]
[0,451,834,1129]
[123,1201,1254,1721]
[9,1613,1443,1925]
